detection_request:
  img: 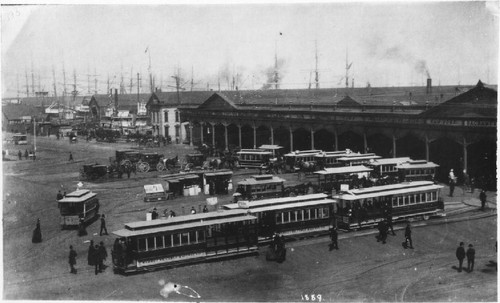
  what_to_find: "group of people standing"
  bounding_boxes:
[17,149,35,161]
[455,242,476,273]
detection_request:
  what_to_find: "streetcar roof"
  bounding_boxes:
[258,145,284,150]
[124,209,250,230]
[225,197,336,213]
[333,181,443,200]
[58,190,97,203]
[314,165,373,175]
[237,149,272,155]
[159,174,199,181]
[205,171,233,177]
[224,193,329,209]
[367,157,412,166]
[238,175,286,185]
[337,155,382,161]
[144,184,165,194]
[113,214,257,237]
[396,162,439,169]
[314,150,352,158]
[284,150,322,156]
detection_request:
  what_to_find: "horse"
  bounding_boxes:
[209,158,224,170]
[295,160,317,174]
[163,155,179,170]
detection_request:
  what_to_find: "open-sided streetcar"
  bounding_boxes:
[111,209,258,274]
[336,153,381,166]
[365,157,411,177]
[332,181,444,230]
[314,150,353,168]
[396,160,439,181]
[236,174,286,200]
[236,149,273,168]
[58,189,100,229]
[224,193,335,241]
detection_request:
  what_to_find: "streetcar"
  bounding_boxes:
[332,181,444,231]
[111,209,258,274]
[396,160,439,181]
[314,149,353,168]
[224,193,335,240]
[283,149,323,171]
[12,134,28,145]
[58,189,100,229]
[258,144,284,158]
[236,149,272,168]
[365,157,411,177]
[313,165,373,192]
[336,153,381,166]
[235,174,286,200]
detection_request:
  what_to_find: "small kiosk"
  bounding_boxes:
[160,173,201,197]
[143,184,169,202]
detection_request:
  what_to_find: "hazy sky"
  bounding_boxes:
[1,1,498,98]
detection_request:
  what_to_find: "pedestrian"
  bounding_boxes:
[203,205,209,213]
[169,210,176,218]
[88,240,95,266]
[151,208,159,220]
[78,217,87,236]
[449,169,456,197]
[69,152,74,162]
[93,244,100,275]
[329,226,338,250]
[98,241,108,273]
[18,150,22,160]
[479,189,487,210]
[463,170,470,192]
[466,244,475,272]
[32,218,42,243]
[56,190,64,201]
[100,214,108,236]
[24,149,28,160]
[69,245,77,274]
[63,191,67,197]
[405,222,413,249]
[377,220,387,244]
[386,215,396,236]
[456,242,466,272]
[190,206,197,214]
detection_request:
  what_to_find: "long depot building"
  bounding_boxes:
[171,80,496,188]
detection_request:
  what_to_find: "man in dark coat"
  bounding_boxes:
[377,220,387,244]
[405,223,413,249]
[56,190,64,201]
[98,241,108,273]
[93,244,100,275]
[24,149,29,160]
[386,215,396,236]
[69,152,74,162]
[466,244,476,272]
[152,208,159,220]
[480,190,487,210]
[78,218,87,237]
[18,150,22,160]
[100,214,108,236]
[32,218,42,243]
[88,240,95,266]
[456,242,466,272]
[329,227,338,250]
[69,245,77,274]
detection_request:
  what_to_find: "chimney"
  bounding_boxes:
[114,89,118,111]
[426,78,432,94]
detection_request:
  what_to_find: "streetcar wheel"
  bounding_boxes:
[142,162,150,172]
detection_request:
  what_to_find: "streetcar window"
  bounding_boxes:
[392,197,397,207]
[416,194,421,203]
[291,211,297,222]
[398,196,404,207]
[138,238,147,251]
[311,209,318,219]
[181,232,189,245]
[173,234,181,246]
[198,230,205,242]
[189,231,197,243]
[276,212,282,224]
[409,195,415,204]
[147,237,155,250]
[323,207,329,218]
[431,191,437,201]
[297,210,303,221]
[404,196,409,205]
[426,193,431,202]
[155,236,163,249]
[283,212,290,223]
[304,209,310,220]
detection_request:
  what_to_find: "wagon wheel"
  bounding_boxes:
[156,162,166,171]
[137,162,150,173]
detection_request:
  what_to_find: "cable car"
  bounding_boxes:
[236,174,286,200]
[58,189,100,229]
[12,134,28,145]
[396,160,439,181]
[365,157,411,177]
[236,149,272,168]
[336,153,381,166]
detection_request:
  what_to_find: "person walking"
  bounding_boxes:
[100,214,108,236]
[456,242,466,272]
[24,149,29,160]
[69,245,77,274]
[32,218,42,243]
[466,244,475,272]
[56,190,64,201]
[329,226,338,250]
[405,222,413,249]
[69,152,74,162]
[151,208,159,220]
[88,240,95,266]
[479,189,487,211]
[449,169,456,197]
[203,205,209,213]
[190,206,197,214]
[18,150,22,160]
[98,241,108,273]
[78,217,87,236]
[377,220,387,244]
[93,244,101,275]
[386,215,396,236]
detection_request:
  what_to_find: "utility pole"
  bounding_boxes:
[315,40,319,89]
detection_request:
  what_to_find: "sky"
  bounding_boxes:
[1,1,499,98]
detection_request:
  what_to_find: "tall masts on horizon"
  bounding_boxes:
[315,40,319,89]
[274,39,279,90]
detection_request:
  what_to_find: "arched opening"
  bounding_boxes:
[468,139,497,190]
[429,137,461,182]
[256,125,271,147]
[367,133,392,157]
[293,128,311,151]
[227,124,240,151]
[396,134,425,159]
[314,129,335,151]
[214,124,225,151]
[338,131,363,153]
[240,125,254,149]
[273,126,290,152]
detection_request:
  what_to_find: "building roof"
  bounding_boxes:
[419,80,498,118]
[90,93,150,114]
[148,91,215,107]
[2,103,45,120]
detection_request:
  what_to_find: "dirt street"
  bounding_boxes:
[2,134,497,301]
